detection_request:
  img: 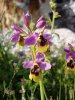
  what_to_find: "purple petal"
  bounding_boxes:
[66,52,75,61]
[66,53,71,61]
[33,32,39,37]
[37,16,45,22]
[43,33,52,41]
[11,32,20,42]
[36,52,45,61]
[24,34,37,46]
[38,61,51,70]
[64,47,70,52]
[23,61,34,69]
[36,20,46,28]
[11,24,23,33]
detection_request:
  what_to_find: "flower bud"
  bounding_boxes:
[24,12,31,27]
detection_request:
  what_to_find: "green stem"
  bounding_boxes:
[39,78,45,100]
[51,11,55,34]
[8,70,16,89]
[43,85,48,100]
[65,70,67,100]
[21,84,25,100]
[31,45,36,61]
[59,77,61,100]
[65,84,67,100]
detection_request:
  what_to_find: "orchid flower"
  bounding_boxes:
[11,24,26,46]
[64,43,75,69]
[11,11,31,46]
[23,52,51,82]
[24,32,52,53]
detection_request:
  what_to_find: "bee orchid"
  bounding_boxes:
[23,52,51,82]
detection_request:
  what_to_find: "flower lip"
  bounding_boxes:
[67,58,75,69]
[31,64,41,76]
[39,35,47,46]
[37,33,52,53]
[38,33,52,47]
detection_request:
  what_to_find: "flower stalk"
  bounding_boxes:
[51,11,55,34]
[39,75,45,100]
[65,69,67,100]
[59,77,61,100]
[43,85,48,100]
[31,45,36,61]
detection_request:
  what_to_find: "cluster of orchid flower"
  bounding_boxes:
[64,43,75,70]
[10,11,75,100]
[10,12,52,82]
